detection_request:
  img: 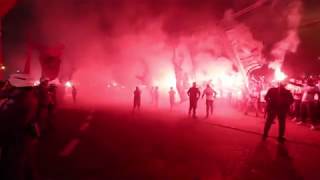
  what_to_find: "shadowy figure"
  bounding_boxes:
[263,83,294,143]
[202,84,217,118]
[132,87,141,113]
[237,143,302,180]
[236,142,273,180]
[72,85,77,104]
[47,84,57,132]
[168,87,176,111]
[272,144,303,180]
[154,86,159,108]
[244,90,259,117]
[187,82,201,118]
[0,74,41,180]
[35,78,52,134]
[149,86,154,105]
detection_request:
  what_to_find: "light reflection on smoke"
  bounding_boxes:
[4,0,304,105]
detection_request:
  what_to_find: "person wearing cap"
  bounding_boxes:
[263,82,294,143]
[187,82,201,119]
[0,73,40,180]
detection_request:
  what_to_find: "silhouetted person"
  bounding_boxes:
[291,88,302,122]
[133,87,141,113]
[154,86,159,108]
[263,83,294,143]
[47,84,57,131]
[0,74,40,180]
[35,78,51,133]
[297,80,317,130]
[149,86,154,105]
[72,86,77,104]
[202,84,217,118]
[244,90,259,117]
[187,82,201,118]
[168,87,176,111]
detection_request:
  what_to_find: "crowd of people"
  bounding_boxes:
[0,74,59,180]
[132,82,218,118]
[290,78,320,130]
[242,77,320,131]
[1,71,320,179]
[132,76,319,142]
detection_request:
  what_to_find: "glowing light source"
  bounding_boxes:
[112,81,118,87]
[0,65,5,70]
[33,80,40,86]
[153,73,176,89]
[65,81,73,88]
[220,74,234,87]
[274,68,287,81]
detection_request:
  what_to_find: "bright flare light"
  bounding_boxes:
[0,65,5,70]
[33,80,40,86]
[65,81,73,88]
[154,73,176,89]
[112,81,118,87]
[274,68,287,81]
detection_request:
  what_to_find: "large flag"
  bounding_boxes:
[226,24,265,77]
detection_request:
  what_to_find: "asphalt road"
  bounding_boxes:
[36,103,320,180]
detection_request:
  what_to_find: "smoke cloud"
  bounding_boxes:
[3,0,305,104]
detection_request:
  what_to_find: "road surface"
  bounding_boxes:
[36,102,320,180]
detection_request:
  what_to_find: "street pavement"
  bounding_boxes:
[36,102,320,180]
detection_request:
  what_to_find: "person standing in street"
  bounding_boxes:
[263,82,294,143]
[297,79,317,130]
[154,86,159,108]
[202,84,217,118]
[72,85,77,104]
[244,89,259,117]
[35,78,50,133]
[133,86,141,113]
[168,87,176,111]
[187,82,201,119]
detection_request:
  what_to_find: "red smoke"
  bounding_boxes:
[3,0,304,105]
